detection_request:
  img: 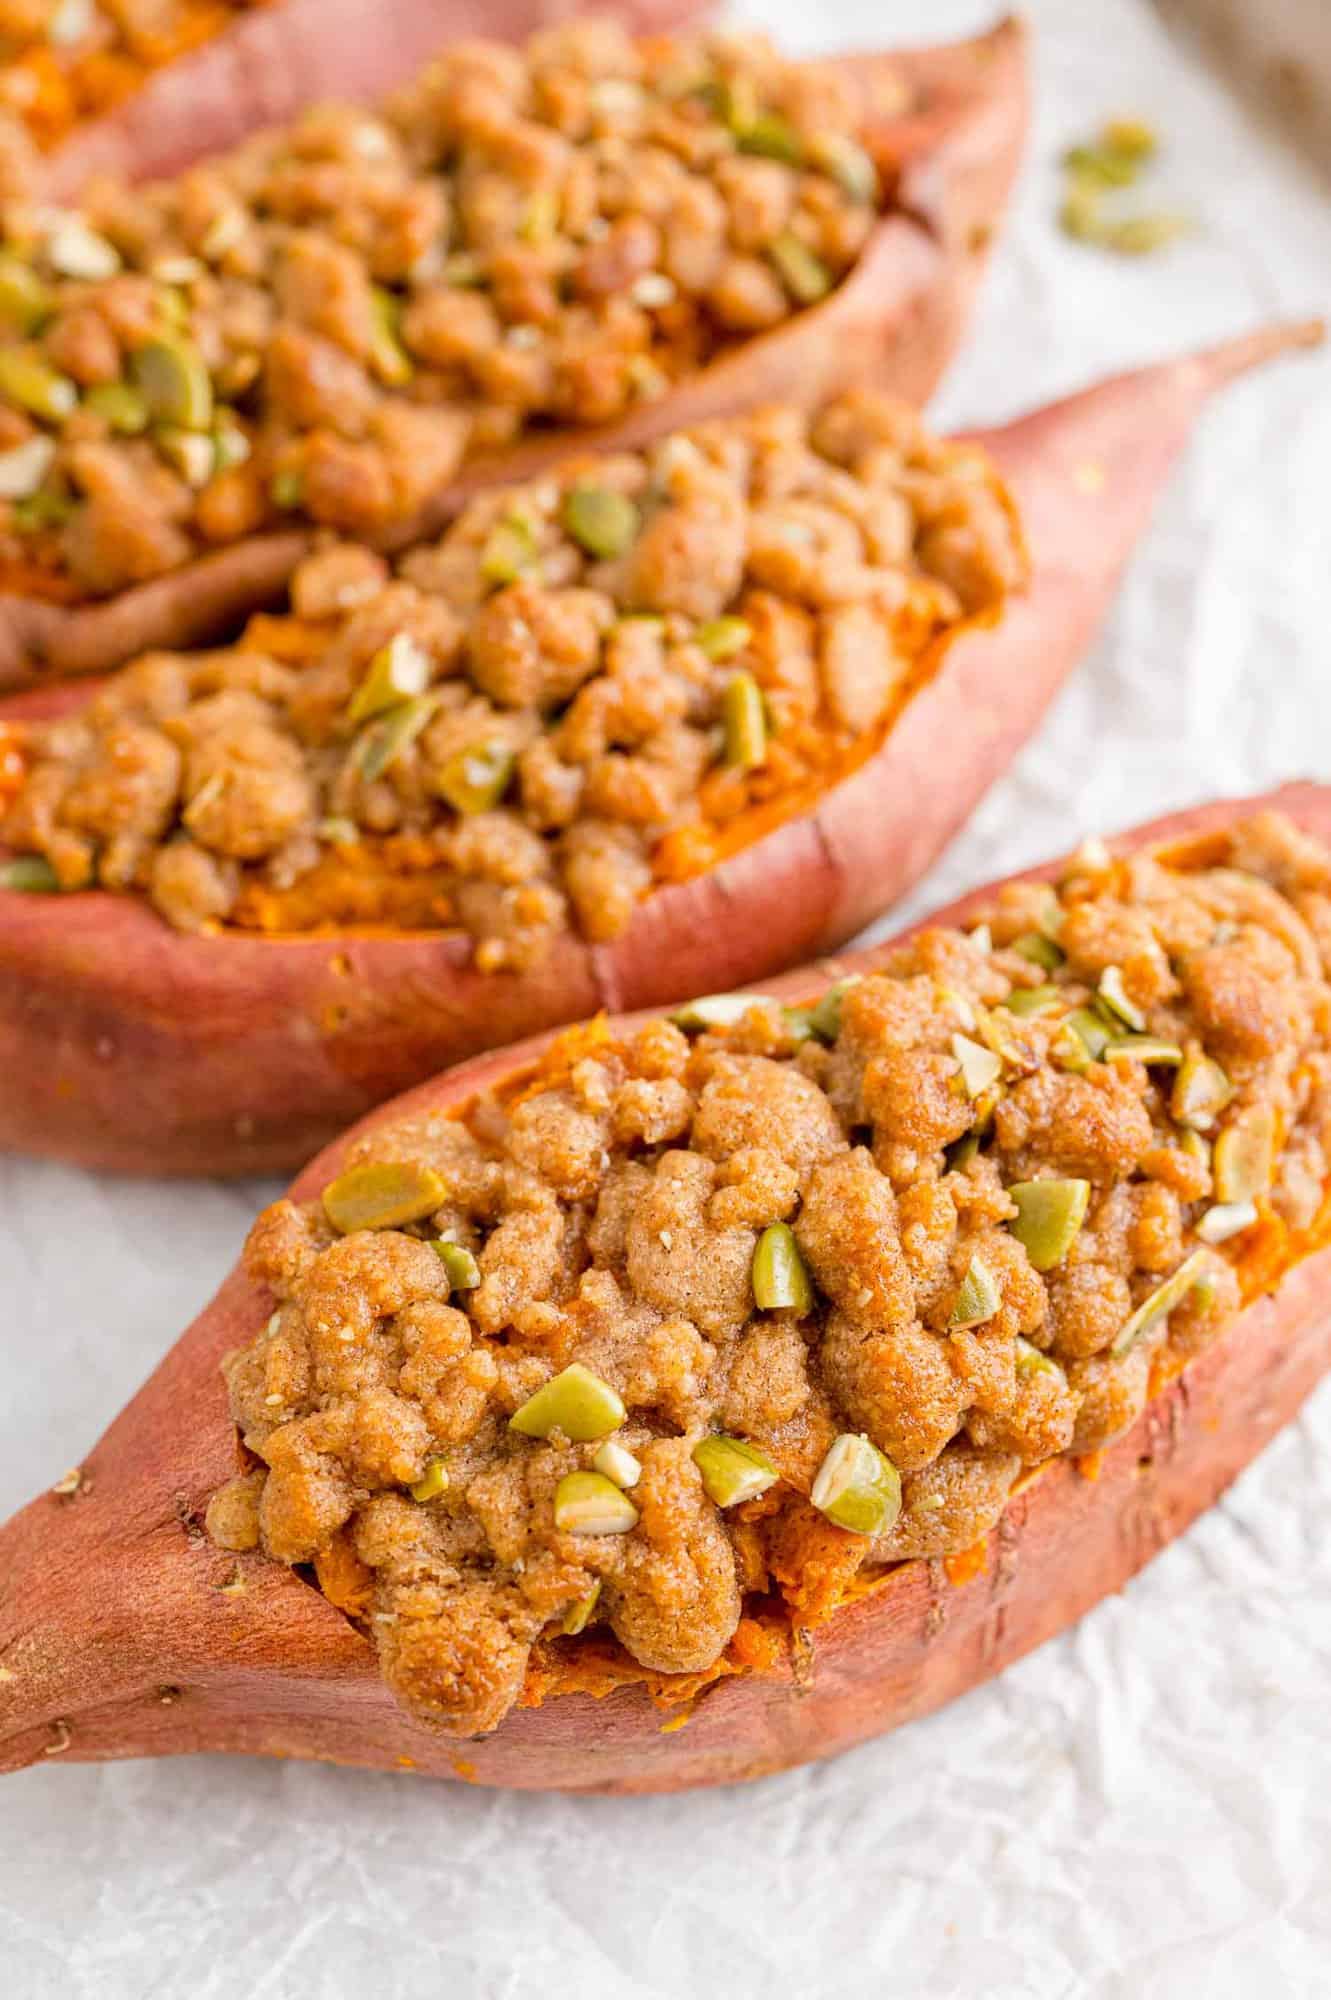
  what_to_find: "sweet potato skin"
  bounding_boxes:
[0,21,1028,692]
[2,781,1330,1791]
[0,322,1319,1178]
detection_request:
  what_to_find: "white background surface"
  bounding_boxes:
[3,2,1331,1993]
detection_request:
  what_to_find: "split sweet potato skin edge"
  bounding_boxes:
[0,20,1029,692]
[2,781,1331,1792]
[0,321,1320,1178]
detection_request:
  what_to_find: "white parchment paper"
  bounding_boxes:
[3,3,1330,1993]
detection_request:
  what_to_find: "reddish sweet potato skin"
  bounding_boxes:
[0,21,1028,691]
[2,782,1330,1791]
[0,322,1319,1178]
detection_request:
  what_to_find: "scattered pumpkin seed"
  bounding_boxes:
[85,380,150,434]
[669,990,773,1033]
[409,1459,449,1503]
[480,512,538,586]
[805,975,860,1044]
[0,434,56,500]
[322,1159,446,1233]
[1096,965,1146,1031]
[12,489,72,533]
[1004,983,1061,1018]
[132,333,212,430]
[1213,1106,1275,1205]
[1007,1178,1090,1270]
[433,1240,480,1290]
[593,1439,642,1490]
[1196,1200,1258,1245]
[212,416,251,473]
[721,667,767,769]
[808,131,879,203]
[1012,931,1064,971]
[768,232,831,305]
[45,216,120,281]
[268,468,304,512]
[154,425,215,487]
[510,1364,626,1442]
[1,855,61,893]
[563,483,639,559]
[519,189,559,243]
[1171,1050,1233,1132]
[0,348,77,423]
[1099,213,1190,256]
[0,251,52,333]
[347,633,433,726]
[1103,1034,1183,1066]
[736,111,803,164]
[368,286,413,385]
[949,1255,1002,1329]
[356,693,439,783]
[695,615,751,661]
[693,1435,779,1507]
[561,1580,602,1634]
[810,1433,902,1537]
[553,1470,639,1535]
[435,740,516,815]
[1111,1249,1209,1358]
[951,1032,1002,1100]
[752,1222,814,1314]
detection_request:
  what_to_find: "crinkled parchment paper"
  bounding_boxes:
[2,2,1329,1993]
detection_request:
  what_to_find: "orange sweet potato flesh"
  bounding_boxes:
[0,320,1320,1178]
[3,779,1331,1792]
[0,19,1029,690]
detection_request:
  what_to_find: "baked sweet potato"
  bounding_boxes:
[24,0,706,195]
[0,17,1028,689]
[3,778,1330,1791]
[0,321,1318,1178]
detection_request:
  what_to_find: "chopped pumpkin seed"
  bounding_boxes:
[721,668,767,769]
[322,1159,446,1233]
[409,1459,449,1503]
[563,484,639,559]
[1007,1178,1090,1270]
[553,1471,639,1535]
[593,1439,642,1490]
[433,1240,480,1290]
[435,740,516,815]
[347,633,433,725]
[752,1222,813,1314]
[132,333,213,430]
[510,1364,626,1442]
[949,1255,1002,1329]
[693,1435,779,1507]
[811,1433,902,1537]
[1111,1249,1209,1358]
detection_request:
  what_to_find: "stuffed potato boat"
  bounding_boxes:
[4,782,1331,1790]
[0,14,1028,687]
[3,2,707,196]
[0,319,1319,1177]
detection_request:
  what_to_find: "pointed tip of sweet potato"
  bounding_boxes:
[4,781,1331,1790]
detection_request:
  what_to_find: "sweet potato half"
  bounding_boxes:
[33,0,709,196]
[0,321,1319,1178]
[0,18,1029,690]
[3,778,1331,1793]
